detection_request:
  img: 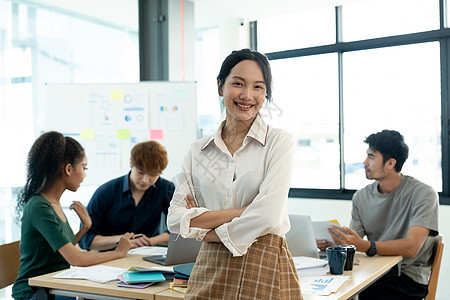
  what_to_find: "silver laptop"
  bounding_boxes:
[285,214,320,258]
[143,233,202,266]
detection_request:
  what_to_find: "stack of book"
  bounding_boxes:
[169,276,189,294]
[169,262,195,294]
[293,256,329,277]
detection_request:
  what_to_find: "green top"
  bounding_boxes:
[12,194,75,299]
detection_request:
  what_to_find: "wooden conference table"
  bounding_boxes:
[29,252,402,300]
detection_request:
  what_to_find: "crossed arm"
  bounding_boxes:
[184,194,247,242]
[329,225,430,257]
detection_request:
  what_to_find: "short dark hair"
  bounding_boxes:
[364,130,409,172]
[217,49,273,102]
[131,141,168,174]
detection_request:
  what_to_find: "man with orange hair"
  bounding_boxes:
[80,141,174,251]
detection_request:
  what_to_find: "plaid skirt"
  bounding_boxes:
[185,234,303,300]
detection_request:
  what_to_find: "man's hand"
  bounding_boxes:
[132,234,153,248]
[316,239,332,251]
[328,225,370,252]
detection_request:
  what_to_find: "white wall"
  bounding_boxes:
[287,198,450,300]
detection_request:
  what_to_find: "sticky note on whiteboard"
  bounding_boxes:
[150,129,164,140]
[110,90,124,101]
[117,129,130,139]
[80,129,95,140]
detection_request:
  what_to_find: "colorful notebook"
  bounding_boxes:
[173,262,195,277]
[121,271,166,284]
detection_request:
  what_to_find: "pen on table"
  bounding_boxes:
[116,234,144,245]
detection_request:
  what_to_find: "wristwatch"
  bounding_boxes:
[366,240,377,257]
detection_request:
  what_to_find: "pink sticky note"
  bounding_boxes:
[150,129,164,140]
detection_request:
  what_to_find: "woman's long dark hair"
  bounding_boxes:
[16,131,85,218]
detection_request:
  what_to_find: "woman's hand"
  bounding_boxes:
[70,201,92,230]
[116,233,133,256]
[203,230,221,243]
[184,194,197,209]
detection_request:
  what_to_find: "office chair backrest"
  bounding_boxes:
[0,241,20,289]
[425,235,444,300]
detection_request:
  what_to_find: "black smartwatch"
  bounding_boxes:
[366,240,377,257]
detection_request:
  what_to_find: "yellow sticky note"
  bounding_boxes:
[110,90,124,101]
[116,129,130,140]
[328,219,341,226]
[80,129,95,140]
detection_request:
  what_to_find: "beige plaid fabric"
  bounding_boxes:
[185,234,303,300]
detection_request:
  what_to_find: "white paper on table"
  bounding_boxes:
[312,221,348,245]
[300,276,350,295]
[53,265,126,283]
[128,246,168,256]
[292,256,328,270]
[297,266,328,277]
[128,266,174,273]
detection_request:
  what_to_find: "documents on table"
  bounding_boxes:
[293,256,328,277]
[312,220,346,246]
[300,276,350,296]
[293,256,349,295]
[128,246,168,256]
[53,265,126,283]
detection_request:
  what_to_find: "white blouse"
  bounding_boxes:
[167,115,293,257]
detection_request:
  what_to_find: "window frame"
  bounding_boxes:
[257,2,450,205]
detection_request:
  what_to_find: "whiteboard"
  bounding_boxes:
[45,82,197,186]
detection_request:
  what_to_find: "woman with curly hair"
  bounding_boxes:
[12,131,133,300]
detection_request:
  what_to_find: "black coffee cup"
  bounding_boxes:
[342,245,356,271]
[326,246,347,275]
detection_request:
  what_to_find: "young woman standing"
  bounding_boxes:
[168,49,302,299]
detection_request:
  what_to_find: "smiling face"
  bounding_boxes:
[219,59,266,125]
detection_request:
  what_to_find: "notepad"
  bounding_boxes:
[121,271,166,284]
[173,262,195,277]
[117,274,156,289]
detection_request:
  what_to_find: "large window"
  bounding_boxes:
[257,0,449,203]
[342,0,439,42]
[343,43,441,190]
[0,0,138,246]
[257,6,335,53]
[195,27,221,138]
[269,54,339,189]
